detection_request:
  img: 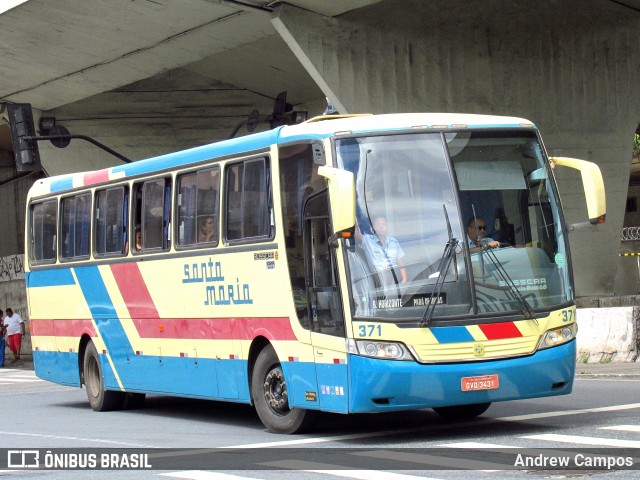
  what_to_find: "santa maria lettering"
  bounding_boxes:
[182,258,253,306]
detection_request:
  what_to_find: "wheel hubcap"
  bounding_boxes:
[263,366,289,415]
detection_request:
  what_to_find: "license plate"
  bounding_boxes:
[461,374,499,392]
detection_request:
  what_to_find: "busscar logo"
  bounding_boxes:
[473,343,486,357]
[8,450,39,468]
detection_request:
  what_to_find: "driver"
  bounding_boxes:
[467,217,500,251]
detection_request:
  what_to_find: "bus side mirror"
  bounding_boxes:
[6,103,42,172]
[317,166,355,244]
[549,156,606,227]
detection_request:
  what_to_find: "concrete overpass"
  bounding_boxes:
[1,0,640,309]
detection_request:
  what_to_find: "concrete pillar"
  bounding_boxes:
[272,0,640,297]
[0,255,30,360]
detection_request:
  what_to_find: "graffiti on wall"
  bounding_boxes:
[0,255,25,283]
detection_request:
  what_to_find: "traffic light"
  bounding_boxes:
[6,103,42,172]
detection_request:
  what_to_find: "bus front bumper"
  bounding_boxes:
[348,340,575,413]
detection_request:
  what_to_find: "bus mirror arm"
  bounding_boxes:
[328,227,355,248]
[25,131,132,164]
[567,220,600,232]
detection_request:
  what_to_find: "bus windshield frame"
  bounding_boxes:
[336,128,572,324]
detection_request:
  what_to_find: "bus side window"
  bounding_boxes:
[225,158,270,242]
[95,187,126,256]
[60,196,76,259]
[136,178,171,251]
[177,166,219,247]
[60,192,91,260]
[30,200,57,263]
[178,175,197,245]
[76,193,91,257]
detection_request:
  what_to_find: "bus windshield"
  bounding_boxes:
[337,130,571,322]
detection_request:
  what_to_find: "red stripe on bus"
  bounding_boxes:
[110,263,159,318]
[30,319,96,337]
[83,170,110,186]
[478,322,523,340]
[131,317,298,341]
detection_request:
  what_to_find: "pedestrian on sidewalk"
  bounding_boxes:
[0,309,5,367]
[3,308,24,364]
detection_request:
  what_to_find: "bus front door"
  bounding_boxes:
[304,191,349,413]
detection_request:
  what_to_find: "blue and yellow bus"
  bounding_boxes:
[25,113,605,433]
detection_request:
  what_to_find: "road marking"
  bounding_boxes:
[0,378,44,383]
[601,425,640,432]
[261,460,440,480]
[522,433,640,448]
[224,402,640,449]
[0,430,156,448]
[159,472,255,480]
[494,402,640,423]
[436,441,519,448]
[351,450,501,472]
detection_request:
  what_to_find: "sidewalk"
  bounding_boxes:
[1,354,33,370]
[575,361,640,378]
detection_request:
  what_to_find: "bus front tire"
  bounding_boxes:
[432,402,491,420]
[251,345,316,434]
[83,341,124,411]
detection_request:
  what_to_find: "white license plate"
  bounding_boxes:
[461,374,499,392]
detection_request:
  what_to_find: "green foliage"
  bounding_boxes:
[635,133,640,156]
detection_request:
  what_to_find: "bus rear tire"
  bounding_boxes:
[83,341,124,411]
[251,345,316,434]
[432,402,491,420]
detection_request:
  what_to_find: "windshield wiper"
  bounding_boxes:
[479,245,536,321]
[419,205,458,327]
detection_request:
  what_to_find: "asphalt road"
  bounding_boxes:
[0,366,640,479]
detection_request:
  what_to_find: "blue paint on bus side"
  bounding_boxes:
[33,349,80,386]
[348,341,575,413]
[49,176,74,193]
[26,269,76,287]
[73,266,142,390]
[315,362,349,413]
[282,361,320,410]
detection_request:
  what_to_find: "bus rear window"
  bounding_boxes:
[30,200,57,263]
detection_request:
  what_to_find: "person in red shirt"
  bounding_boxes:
[3,308,25,364]
[0,309,5,367]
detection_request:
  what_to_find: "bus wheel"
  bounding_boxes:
[432,402,491,420]
[83,341,124,411]
[251,345,316,434]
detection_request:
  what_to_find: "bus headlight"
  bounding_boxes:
[538,323,578,350]
[346,339,414,360]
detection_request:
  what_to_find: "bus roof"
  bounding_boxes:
[30,112,535,197]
